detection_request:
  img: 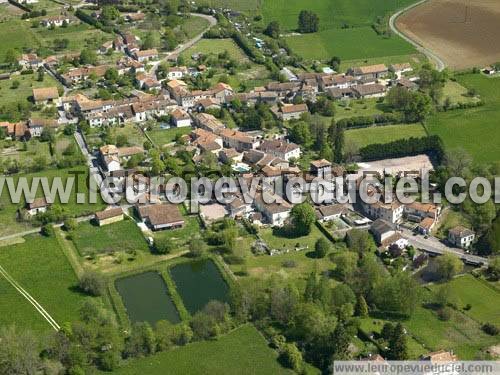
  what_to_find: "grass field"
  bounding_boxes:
[286,27,415,61]
[35,22,111,52]
[113,324,293,375]
[179,16,210,40]
[0,166,106,237]
[181,38,250,63]
[0,72,62,120]
[345,123,427,148]
[426,74,500,163]
[0,19,40,61]
[0,234,91,333]
[153,207,202,250]
[262,0,415,31]
[196,0,261,13]
[72,219,149,257]
[429,274,500,326]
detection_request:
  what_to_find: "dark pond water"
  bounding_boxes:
[170,259,229,314]
[115,271,180,325]
[415,256,476,284]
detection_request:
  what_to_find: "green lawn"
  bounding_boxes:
[181,38,250,63]
[434,209,472,239]
[334,98,387,120]
[426,74,500,163]
[262,0,415,31]
[72,219,149,257]
[113,324,293,375]
[345,123,427,148]
[179,16,210,40]
[429,274,500,326]
[147,126,192,148]
[153,206,202,250]
[0,234,92,333]
[440,81,481,106]
[286,27,415,61]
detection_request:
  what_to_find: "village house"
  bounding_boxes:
[28,118,58,137]
[361,195,404,224]
[170,108,192,127]
[254,191,292,227]
[194,112,225,133]
[135,73,161,91]
[448,226,475,249]
[62,65,109,86]
[32,87,60,106]
[348,64,388,80]
[315,204,346,222]
[41,15,72,28]
[123,12,145,23]
[310,159,332,179]
[219,148,243,164]
[417,217,436,235]
[389,63,413,76]
[191,128,223,154]
[167,66,189,80]
[319,74,357,91]
[227,197,251,219]
[421,350,458,363]
[352,84,387,99]
[99,144,144,172]
[137,203,185,231]
[0,121,28,140]
[133,49,158,62]
[405,201,441,222]
[25,197,49,216]
[279,103,308,121]
[94,207,124,226]
[219,128,260,152]
[17,54,43,70]
[259,140,301,161]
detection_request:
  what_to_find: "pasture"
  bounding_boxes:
[180,38,250,63]
[345,123,427,148]
[396,0,500,69]
[0,234,91,333]
[0,19,40,62]
[426,74,500,163]
[429,274,500,326]
[286,27,415,61]
[35,22,111,52]
[113,324,293,375]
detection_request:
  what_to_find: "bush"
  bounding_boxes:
[79,271,106,296]
[437,307,452,321]
[154,237,174,254]
[64,218,78,231]
[41,224,54,237]
[482,323,499,336]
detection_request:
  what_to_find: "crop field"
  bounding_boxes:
[113,324,293,375]
[345,123,427,148]
[426,74,500,163]
[0,234,91,333]
[397,0,500,69]
[72,219,149,256]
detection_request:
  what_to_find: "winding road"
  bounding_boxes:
[389,0,446,71]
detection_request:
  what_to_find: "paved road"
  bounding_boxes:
[400,228,488,265]
[389,0,446,71]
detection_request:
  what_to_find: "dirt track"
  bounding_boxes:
[396,0,500,70]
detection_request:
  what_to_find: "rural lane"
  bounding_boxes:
[389,0,446,71]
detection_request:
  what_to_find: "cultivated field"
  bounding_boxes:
[397,0,500,69]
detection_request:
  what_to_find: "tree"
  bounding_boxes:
[154,237,174,254]
[280,343,302,371]
[104,67,119,83]
[298,10,319,33]
[264,21,280,38]
[188,237,206,257]
[190,312,218,340]
[355,295,368,317]
[315,237,331,258]
[125,322,156,358]
[329,121,345,163]
[346,229,375,254]
[115,134,128,147]
[290,202,316,235]
[142,32,161,49]
[387,323,408,360]
[4,49,18,66]
[37,66,45,82]
[435,253,463,280]
[79,49,97,65]
[289,121,312,146]
[331,324,350,360]
[40,127,55,143]
[0,325,40,375]
[332,251,358,282]
[79,271,106,296]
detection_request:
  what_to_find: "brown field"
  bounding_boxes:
[397,0,500,69]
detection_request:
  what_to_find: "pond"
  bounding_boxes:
[115,271,180,325]
[170,259,229,314]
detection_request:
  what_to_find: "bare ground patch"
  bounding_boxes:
[397,0,500,69]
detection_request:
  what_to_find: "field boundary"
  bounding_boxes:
[389,0,445,71]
